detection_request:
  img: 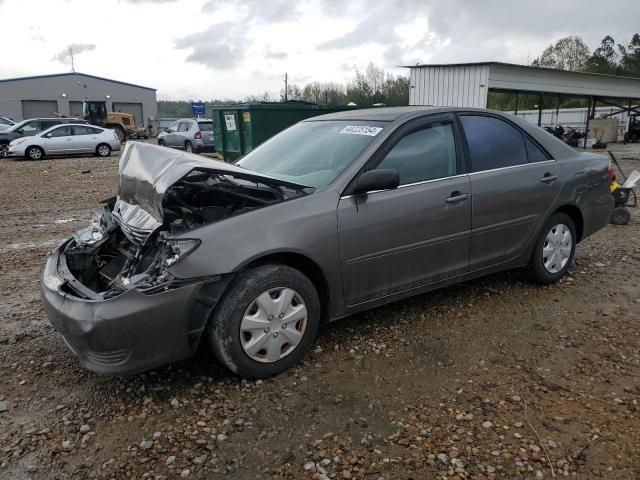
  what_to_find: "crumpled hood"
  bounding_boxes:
[113,142,307,243]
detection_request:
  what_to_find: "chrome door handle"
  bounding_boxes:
[540,173,558,184]
[445,192,470,203]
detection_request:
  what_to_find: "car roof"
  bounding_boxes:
[304,106,443,122]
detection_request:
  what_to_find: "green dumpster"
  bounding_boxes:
[212,102,355,161]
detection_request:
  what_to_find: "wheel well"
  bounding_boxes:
[556,205,584,242]
[246,253,330,323]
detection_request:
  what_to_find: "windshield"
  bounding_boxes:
[7,120,33,133]
[236,120,386,188]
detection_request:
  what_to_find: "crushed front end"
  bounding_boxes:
[41,143,309,374]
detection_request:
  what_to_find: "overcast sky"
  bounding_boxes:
[0,0,638,100]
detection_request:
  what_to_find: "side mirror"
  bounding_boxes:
[353,169,400,195]
[44,133,52,138]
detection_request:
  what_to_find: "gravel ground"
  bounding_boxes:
[1,144,640,480]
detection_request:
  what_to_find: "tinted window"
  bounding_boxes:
[524,136,549,163]
[89,127,103,134]
[376,123,457,185]
[41,120,60,131]
[461,115,527,172]
[48,126,71,137]
[198,122,213,131]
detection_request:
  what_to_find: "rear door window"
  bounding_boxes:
[48,126,71,137]
[41,120,60,131]
[72,126,91,135]
[178,122,191,132]
[460,115,528,172]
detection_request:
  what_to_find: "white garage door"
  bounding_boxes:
[22,100,58,119]
[113,103,144,126]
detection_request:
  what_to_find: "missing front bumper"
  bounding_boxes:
[41,246,229,375]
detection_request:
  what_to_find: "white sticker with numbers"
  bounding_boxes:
[339,125,383,136]
[224,114,237,131]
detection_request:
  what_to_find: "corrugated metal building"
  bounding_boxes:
[0,72,157,126]
[407,62,640,108]
[406,62,640,146]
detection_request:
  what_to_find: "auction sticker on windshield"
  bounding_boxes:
[339,125,383,136]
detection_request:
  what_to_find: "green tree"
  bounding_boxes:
[586,35,619,74]
[619,33,640,77]
[533,36,590,72]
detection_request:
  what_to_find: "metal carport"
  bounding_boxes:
[406,62,640,148]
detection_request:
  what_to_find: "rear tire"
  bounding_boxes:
[96,143,111,157]
[208,264,321,378]
[528,212,576,284]
[0,142,8,157]
[26,146,44,161]
[113,126,126,143]
[610,207,631,225]
[185,141,193,153]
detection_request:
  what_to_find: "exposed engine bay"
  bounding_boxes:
[62,169,309,298]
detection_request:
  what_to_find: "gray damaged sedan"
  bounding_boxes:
[41,107,613,378]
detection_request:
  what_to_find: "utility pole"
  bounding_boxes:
[284,73,288,102]
[69,47,75,73]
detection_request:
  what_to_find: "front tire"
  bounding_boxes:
[529,212,576,284]
[208,264,321,378]
[26,146,44,161]
[0,142,8,157]
[96,143,111,157]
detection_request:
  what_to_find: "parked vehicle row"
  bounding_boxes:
[0,116,15,132]
[0,117,88,157]
[157,118,214,153]
[6,121,121,160]
[41,107,613,379]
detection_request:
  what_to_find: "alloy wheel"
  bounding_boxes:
[98,145,110,156]
[542,223,572,274]
[240,287,308,363]
[28,148,42,160]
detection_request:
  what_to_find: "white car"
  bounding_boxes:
[0,117,15,132]
[8,123,122,160]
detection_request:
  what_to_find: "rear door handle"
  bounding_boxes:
[540,173,558,184]
[445,192,470,203]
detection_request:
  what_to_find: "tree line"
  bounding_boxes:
[157,63,409,117]
[488,33,640,111]
[533,33,640,77]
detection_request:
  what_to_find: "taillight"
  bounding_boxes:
[608,164,615,183]
[194,130,201,139]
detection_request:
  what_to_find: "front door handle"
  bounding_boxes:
[445,192,470,203]
[540,173,558,184]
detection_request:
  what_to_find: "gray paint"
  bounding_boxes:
[41,107,613,375]
[408,62,640,107]
[0,73,157,125]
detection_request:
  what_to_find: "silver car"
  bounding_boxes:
[157,118,214,154]
[8,123,121,160]
[41,107,613,378]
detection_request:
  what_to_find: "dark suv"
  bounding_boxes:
[0,118,86,156]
